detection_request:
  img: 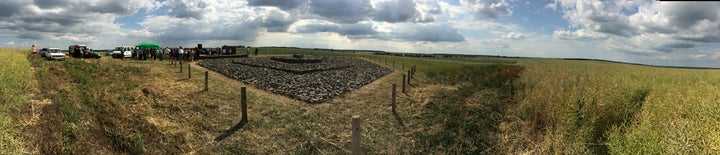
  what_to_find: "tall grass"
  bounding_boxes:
[28,53,160,153]
[417,64,523,153]
[0,49,34,154]
[15,46,719,154]
[503,59,720,154]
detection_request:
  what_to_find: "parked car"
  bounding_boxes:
[45,48,66,60]
[69,44,89,58]
[111,46,134,58]
[83,52,102,59]
[39,48,49,57]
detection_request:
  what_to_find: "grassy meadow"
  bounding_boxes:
[0,49,35,154]
[503,59,720,154]
[1,47,719,154]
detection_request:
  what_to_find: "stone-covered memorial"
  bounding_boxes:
[199,55,392,103]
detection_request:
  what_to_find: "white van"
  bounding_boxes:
[111,46,134,58]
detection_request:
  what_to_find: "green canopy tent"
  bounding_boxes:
[135,42,161,60]
[135,42,160,49]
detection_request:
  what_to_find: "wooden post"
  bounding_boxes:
[402,74,406,93]
[188,64,191,79]
[412,66,416,75]
[204,71,208,91]
[392,83,397,114]
[410,68,414,79]
[241,87,248,123]
[179,59,182,73]
[407,70,411,85]
[351,115,361,155]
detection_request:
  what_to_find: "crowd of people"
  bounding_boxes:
[29,44,260,61]
[161,46,257,61]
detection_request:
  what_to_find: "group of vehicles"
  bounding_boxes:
[35,44,102,60]
[109,46,133,58]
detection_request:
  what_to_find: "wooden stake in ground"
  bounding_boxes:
[188,64,191,79]
[392,83,397,114]
[402,74,406,93]
[179,59,182,73]
[204,71,208,91]
[351,115,361,155]
[407,70,412,84]
[241,87,248,123]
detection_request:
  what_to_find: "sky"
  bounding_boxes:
[2,0,720,67]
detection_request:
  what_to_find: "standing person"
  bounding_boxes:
[246,46,250,56]
[189,49,194,62]
[178,46,184,61]
[83,48,89,58]
[255,48,258,55]
[170,48,176,60]
[195,48,200,60]
[161,48,167,61]
[131,48,134,60]
[31,44,36,54]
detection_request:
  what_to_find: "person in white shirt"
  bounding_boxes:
[178,47,185,61]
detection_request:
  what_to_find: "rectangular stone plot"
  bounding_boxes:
[199,56,392,103]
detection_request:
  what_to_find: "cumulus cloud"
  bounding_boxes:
[167,0,211,19]
[248,0,307,10]
[553,29,608,40]
[372,0,420,23]
[629,2,720,43]
[555,0,638,37]
[290,20,340,33]
[255,7,296,32]
[551,0,720,58]
[32,0,66,9]
[291,20,463,42]
[503,32,525,39]
[309,0,373,24]
[461,0,512,20]
[414,0,442,22]
[17,31,42,40]
[0,0,157,45]
[390,24,465,42]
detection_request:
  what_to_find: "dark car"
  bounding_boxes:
[39,48,49,57]
[83,52,102,59]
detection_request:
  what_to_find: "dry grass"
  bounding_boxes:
[501,59,720,154]
[0,49,36,154]
[17,49,489,153]
[20,47,719,154]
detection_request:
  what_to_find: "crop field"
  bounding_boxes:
[1,48,719,154]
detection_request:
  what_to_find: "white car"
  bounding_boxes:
[45,48,66,60]
[111,46,134,58]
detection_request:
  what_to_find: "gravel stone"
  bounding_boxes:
[198,56,392,103]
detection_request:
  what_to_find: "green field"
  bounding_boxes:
[1,48,718,154]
